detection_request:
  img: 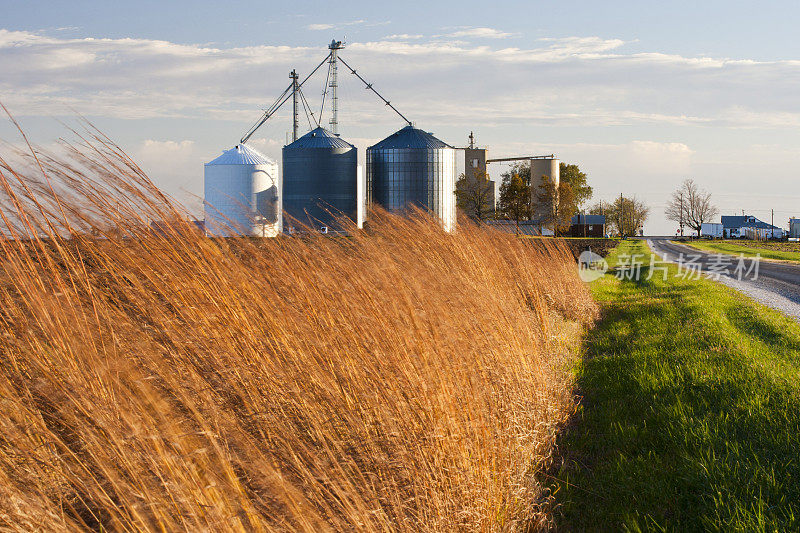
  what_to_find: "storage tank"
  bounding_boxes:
[366,125,457,232]
[204,144,280,237]
[282,126,357,231]
[530,157,560,220]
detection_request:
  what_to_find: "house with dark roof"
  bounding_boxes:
[568,214,606,237]
[721,215,784,239]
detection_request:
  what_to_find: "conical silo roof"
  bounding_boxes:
[368,125,452,151]
[285,127,355,150]
[206,144,276,166]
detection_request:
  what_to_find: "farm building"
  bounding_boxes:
[568,214,605,237]
[790,218,800,240]
[700,222,724,238]
[721,215,784,239]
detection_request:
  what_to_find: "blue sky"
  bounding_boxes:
[2,0,800,232]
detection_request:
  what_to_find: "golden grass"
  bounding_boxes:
[0,125,596,531]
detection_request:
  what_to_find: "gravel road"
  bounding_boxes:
[647,239,800,322]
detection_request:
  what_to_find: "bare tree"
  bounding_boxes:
[665,179,718,236]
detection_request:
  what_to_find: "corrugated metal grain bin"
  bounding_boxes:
[366,125,456,232]
[204,144,280,237]
[282,127,357,231]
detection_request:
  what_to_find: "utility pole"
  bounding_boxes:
[679,191,684,237]
[620,193,624,238]
[290,69,299,142]
[772,208,775,240]
[600,200,604,236]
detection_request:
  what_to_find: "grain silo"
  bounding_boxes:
[204,144,280,237]
[282,126,357,231]
[366,125,457,232]
[530,156,560,219]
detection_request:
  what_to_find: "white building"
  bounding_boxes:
[789,218,800,240]
[721,215,784,240]
[701,222,724,239]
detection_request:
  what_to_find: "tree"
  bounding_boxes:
[498,173,531,234]
[665,179,718,236]
[604,196,649,237]
[455,170,494,222]
[498,161,592,235]
[559,163,593,208]
[535,175,576,236]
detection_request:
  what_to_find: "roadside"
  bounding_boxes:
[552,240,800,530]
[649,239,800,322]
[678,239,800,263]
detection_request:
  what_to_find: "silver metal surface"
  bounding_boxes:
[367,126,457,231]
[282,127,357,230]
[204,145,281,237]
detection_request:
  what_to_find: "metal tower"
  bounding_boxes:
[290,69,299,142]
[328,39,344,134]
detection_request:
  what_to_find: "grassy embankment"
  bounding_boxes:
[0,132,596,530]
[681,239,800,262]
[553,240,800,530]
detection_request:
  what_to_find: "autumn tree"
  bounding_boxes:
[455,170,494,222]
[559,163,593,208]
[604,196,650,237]
[499,161,592,234]
[535,175,576,236]
[665,179,718,236]
[497,173,531,234]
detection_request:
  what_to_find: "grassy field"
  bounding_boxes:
[681,239,800,262]
[553,240,800,531]
[0,133,596,530]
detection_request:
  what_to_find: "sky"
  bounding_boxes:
[2,0,800,233]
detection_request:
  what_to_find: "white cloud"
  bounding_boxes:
[383,34,424,40]
[245,137,282,153]
[445,27,518,39]
[306,20,366,31]
[630,140,693,156]
[135,139,196,173]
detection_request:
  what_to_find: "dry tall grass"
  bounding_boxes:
[0,125,596,531]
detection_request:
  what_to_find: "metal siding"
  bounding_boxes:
[204,160,280,237]
[791,219,800,238]
[282,138,358,229]
[367,128,457,232]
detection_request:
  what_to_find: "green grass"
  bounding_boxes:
[680,240,800,263]
[552,240,800,531]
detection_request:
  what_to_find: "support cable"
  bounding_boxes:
[319,60,332,124]
[298,87,317,130]
[337,55,413,127]
[240,51,332,144]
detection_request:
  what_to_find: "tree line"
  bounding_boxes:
[455,162,650,237]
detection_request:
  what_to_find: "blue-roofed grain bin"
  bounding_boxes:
[282,126,358,231]
[366,125,457,232]
[204,144,281,237]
